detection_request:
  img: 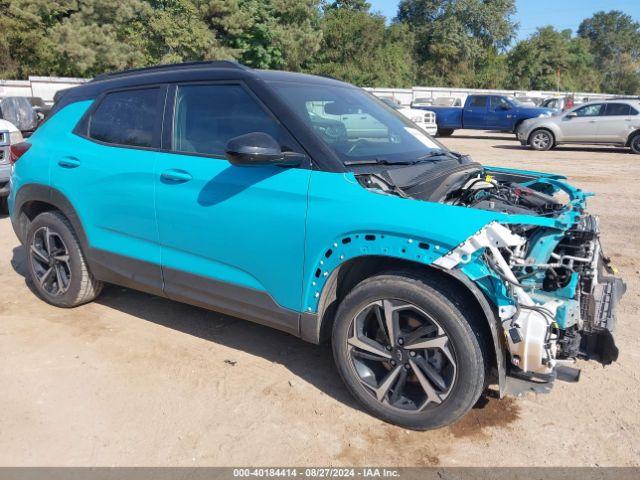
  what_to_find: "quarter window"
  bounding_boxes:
[172,84,293,157]
[604,103,632,116]
[89,88,160,147]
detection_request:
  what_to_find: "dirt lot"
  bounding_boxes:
[1,130,639,466]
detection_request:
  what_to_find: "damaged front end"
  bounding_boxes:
[432,168,626,386]
[356,160,626,390]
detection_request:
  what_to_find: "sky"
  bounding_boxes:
[368,0,640,41]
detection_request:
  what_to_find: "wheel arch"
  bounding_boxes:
[12,184,89,251]
[626,129,640,146]
[528,126,556,145]
[301,254,507,395]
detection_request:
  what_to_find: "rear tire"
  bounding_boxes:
[332,272,486,430]
[26,210,103,308]
[436,128,455,137]
[0,197,7,215]
[630,133,640,154]
[529,129,554,151]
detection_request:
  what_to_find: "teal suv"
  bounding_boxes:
[8,62,625,430]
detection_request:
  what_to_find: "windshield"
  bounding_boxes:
[269,81,446,165]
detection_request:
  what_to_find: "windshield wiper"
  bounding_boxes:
[415,150,459,161]
[344,158,416,166]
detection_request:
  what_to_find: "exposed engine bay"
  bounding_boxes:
[354,154,626,384]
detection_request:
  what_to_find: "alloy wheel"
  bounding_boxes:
[346,299,457,412]
[531,131,551,150]
[29,226,72,296]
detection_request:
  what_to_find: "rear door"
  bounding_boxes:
[463,95,488,129]
[559,103,604,142]
[154,82,311,333]
[598,103,639,143]
[51,86,166,293]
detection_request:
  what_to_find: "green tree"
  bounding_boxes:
[578,10,640,94]
[308,3,415,87]
[198,0,322,70]
[0,0,76,78]
[395,0,516,88]
[507,27,601,92]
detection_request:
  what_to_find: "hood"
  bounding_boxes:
[517,106,554,117]
[355,161,586,234]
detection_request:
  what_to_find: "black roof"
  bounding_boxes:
[87,61,349,89]
[52,61,352,113]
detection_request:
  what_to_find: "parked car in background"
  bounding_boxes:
[379,97,438,135]
[513,96,542,107]
[517,100,640,152]
[540,96,584,114]
[28,97,52,122]
[410,97,434,108]
[433,97,462,107]
[422,94,553,136]
[0,119,24,213]
[0,96,39,137]
[8,61,625,430]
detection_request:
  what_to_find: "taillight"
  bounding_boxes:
[9,142,31,165]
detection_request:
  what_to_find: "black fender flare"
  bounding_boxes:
[303,258,508,397]
[12,183,89,252]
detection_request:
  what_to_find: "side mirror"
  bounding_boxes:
[497,105,511,111]
[225,132,302,167]
[565,112,578,119]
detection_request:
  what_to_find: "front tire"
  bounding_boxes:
[529,129,554,151]
[630,133,640,154]
[332,273,486,430]
[436,128,454,137]
[26,211,103,307]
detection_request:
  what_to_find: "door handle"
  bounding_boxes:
[161,169,192,184]
[57,157,81,169]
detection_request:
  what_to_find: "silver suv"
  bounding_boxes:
[517,100,640,153]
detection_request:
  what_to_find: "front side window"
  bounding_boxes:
[604,103,633,116]
[490,97,511,110]
[268,81,447,165]
[573,104,603,117]
[89,88,159,147]
[172,84,295,157]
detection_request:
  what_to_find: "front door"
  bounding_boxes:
[154,83,311,334]
[488,96,515,131]
[560,103,604,142]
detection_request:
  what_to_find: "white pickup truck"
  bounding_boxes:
[0,119,23,213]
[378,97,438,136]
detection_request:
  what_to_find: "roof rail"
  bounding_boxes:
[90,61,249,82]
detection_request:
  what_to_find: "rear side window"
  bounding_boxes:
[172,84,294,157]
[89,88,160,147]
[604,103,633,116]
[469,96,487,108]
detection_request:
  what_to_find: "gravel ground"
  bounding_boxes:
[1,130,639,466]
